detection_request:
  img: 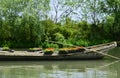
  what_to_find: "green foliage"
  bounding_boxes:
[42,42,58,48]
[0,0,119,48]
[29,48,42,51]
[0,0,50,48]
[88,39,111,46]
[74,39,90,47]
[100,0,120,40]
[54,33,65,42]
[3,47,10,51]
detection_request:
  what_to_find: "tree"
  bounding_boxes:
[50,0,83,23]
[100,0,120,40]
[0,0,50,47]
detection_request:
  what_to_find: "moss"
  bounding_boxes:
[3,47,10,51]
[28,48,42,52]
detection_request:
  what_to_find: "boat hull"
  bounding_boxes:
[0,54,104,61]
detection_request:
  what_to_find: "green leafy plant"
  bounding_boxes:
[28,48,42,52]
[58,48,68,55]
[44,48,54,55]
[3,47,10,51]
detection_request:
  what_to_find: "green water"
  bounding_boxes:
[0,47,120,78]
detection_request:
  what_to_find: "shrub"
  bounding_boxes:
[3,47,10,51]
[28,48,42,52]
[44,48,54,55]
[58,48,68,55]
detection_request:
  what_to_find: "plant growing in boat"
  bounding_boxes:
[67,48,77,53]
[3,47,10,51]
[58,48,68,55]
[44,48,54,55]
[75,47,85,52]
[28,48,42,52]
[58,47,85,54]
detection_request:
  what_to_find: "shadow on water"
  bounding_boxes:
[0,60,120,78]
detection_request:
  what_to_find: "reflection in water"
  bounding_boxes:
[0,60,119,78]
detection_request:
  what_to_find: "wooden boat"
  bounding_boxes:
[0,41,117,60]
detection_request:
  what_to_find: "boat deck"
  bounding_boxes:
[0,51,59,56]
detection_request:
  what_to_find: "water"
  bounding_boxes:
[0,47,120,78]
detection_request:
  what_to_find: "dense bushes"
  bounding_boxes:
[0,19,116,48]
[0,0,119,48]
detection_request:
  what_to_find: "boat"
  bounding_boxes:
[0,41,117,60]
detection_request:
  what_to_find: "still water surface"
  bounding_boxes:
[0,47,120,78]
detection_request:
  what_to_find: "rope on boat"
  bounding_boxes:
[87,49,120,60]
[46,40,120,60]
